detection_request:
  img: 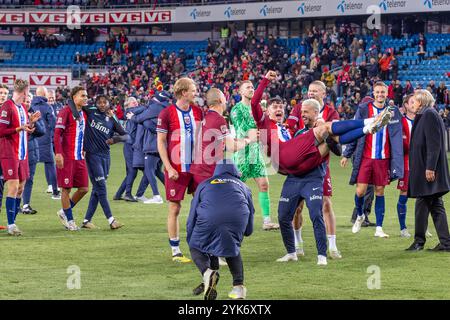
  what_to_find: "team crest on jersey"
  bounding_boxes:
[8,169,13,176]
[220,125,228,134]
[157,118,162,126]
[184,115,191,125]
[105,117,109,122]
[64,178,69,185]
[1,111,7,117]
[399,181,404,187]
[170,189,176,197]
[57,117,63,124]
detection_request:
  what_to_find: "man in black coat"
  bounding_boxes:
[406,90,450,252]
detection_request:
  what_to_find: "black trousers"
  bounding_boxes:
[190,247,244,286]
[414,196,450,247]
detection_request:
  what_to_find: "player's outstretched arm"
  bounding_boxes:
[251,71,276,126]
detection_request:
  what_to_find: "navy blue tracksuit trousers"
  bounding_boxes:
[116,143,138,197]
[85,152,113,221]
[278,170,327,257]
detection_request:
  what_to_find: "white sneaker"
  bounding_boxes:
[7,224,22,236]
[329,250,342,259]
[368,106,393,134]
[317,255,327,266]
[276,253,298,262]
[57,209,69,229]
[374,227,389,238]
[46,185,52,193]
[400,228,411,238]
[296,242,305,256]
[228,285,247,299]
[218,257,228,266]
[136,196,150,203]
[352,214,365,233]
[67,221,80,231]
[143,195,163,204]
[426,229,433,238]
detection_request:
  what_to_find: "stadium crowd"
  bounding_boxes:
[50,26,449,123]
[1,0,245,7]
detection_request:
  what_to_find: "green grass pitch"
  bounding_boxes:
[1,144,449,300]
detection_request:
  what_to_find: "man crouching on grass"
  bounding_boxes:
[187,160,254,300]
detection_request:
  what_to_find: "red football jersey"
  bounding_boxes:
[156,104,203,173]
[54,106,87,160]
[401,115,413,171]
[0,100,29,160]
[190,109,230,178]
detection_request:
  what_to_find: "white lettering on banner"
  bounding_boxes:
[0,13,25,24]
[80,12,106,24]
[29,75,68,86]
[0,1,449,25]
[144,11,171,23]
[109,12,142,24]
[0,75,16,85]
[29,12,67,24]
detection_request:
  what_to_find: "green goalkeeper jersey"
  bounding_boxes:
[230,101,267,181]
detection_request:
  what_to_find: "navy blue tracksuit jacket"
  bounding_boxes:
[187,162,254,258]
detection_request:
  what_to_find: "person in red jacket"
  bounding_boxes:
[379,51,393,81]
[0,79,41,236]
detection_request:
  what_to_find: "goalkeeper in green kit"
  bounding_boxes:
[230,80,279,231]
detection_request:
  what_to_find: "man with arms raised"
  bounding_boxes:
[231,81,279,230]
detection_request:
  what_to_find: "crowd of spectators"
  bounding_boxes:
[23,29,60,49]
[73,31,129,65]
[1,0,256,7]
[51,25,449,123]
[23,27,98,49]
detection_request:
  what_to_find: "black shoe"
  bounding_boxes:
[325,136,342,156]
[22,206,37,214]
[362,219,376,227]
[427,243,450,252]
[113,195,123,201]
[123,195,137,202]
[193,283,204,296]
[405,242,424,251]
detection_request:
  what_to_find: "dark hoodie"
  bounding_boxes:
[186,160,254,257]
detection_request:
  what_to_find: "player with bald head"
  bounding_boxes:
[32,86,60,202]
[190,88,258,187]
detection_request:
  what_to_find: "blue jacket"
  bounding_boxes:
[343,102,404,185]
[125,105,146,145]
[28,107,46,164]
[51,102,64,116]
[186,161,254,257]
[126,105,147,168]
[31,96,56,162]
[131,99,169,155]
